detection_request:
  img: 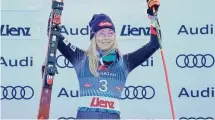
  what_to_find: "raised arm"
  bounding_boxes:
[123,0,161,73]
[56,32,86,67]
[123,25,160,73]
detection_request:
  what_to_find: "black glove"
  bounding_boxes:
[146,0,160,16]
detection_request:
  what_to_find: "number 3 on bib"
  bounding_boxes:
[99,80,108,92]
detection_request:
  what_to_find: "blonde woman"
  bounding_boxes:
[53,0,160,119]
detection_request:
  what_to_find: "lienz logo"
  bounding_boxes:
[120,25,150,36]
[60,25,150,36]
[1,25,31,36]
[178,24,214,35]
[0,57,33,67]
[178,87,214,98]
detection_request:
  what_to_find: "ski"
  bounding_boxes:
[37,0,64,119]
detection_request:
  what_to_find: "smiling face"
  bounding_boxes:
[95,28,116,51]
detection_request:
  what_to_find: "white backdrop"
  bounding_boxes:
[1,0,215,119]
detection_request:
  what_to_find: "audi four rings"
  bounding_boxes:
[121,86,155,100]
[176,54,215,68]
[56,55,73,68]
[179,117,214,120]
[57,117,215,120]
[1,86,34,100]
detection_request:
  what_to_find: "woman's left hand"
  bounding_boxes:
[147,0,160,12]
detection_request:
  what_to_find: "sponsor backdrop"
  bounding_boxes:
[1,0,215,119]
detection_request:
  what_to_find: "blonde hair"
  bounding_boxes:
[85,37,120,77]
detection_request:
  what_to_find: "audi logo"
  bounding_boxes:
[176,54,215,68]
[1,86,34,100]
[56,55,73,68]
[58,117,75,120]
[121,86,155,100]
[179,117,214,120]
